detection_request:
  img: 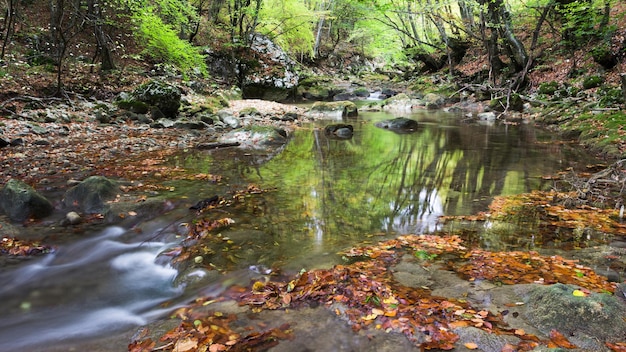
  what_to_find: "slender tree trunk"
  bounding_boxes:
[1,0,17,60]
[457,0,474,30]
[313,16,324,57]
[87,0,114,71]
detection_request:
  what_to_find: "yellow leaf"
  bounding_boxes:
[572,289,586,297]
[464,342,479,349]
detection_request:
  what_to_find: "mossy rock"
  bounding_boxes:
[353,87,370,97]
[63,176,118,214]
[239,107,261,116]
[132,80,182,118]
[0,179,53,222]
[520,283,626,349]
[582,75,603,90]
[298,84,334,101]
[308,101,358,118]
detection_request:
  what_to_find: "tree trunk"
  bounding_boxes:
[621,74,626,104]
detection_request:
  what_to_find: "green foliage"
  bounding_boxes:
[559,0,608,49]
[133,9,208,78]
[352,19,405,62]
[258,0,316,57]
[414,250,437,261]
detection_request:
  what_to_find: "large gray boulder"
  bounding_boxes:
[241,34,299,102]
[0,179,53,222]
[117,80,182,118]
[382,93,425,112]
[63,176,119,214]
[518,283,626,350]
[218,126,288,149]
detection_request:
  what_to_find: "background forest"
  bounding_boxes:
[0,0,624,99]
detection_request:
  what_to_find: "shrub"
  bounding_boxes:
[134,10,208,79]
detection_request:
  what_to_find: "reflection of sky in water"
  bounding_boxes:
[383,188,444,234]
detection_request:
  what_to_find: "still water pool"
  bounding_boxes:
[0,109,601,350]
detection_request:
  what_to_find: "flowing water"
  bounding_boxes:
[0,109,604,350]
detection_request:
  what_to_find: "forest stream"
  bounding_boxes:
[1,108,623,351]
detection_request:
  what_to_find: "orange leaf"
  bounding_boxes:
[549,329,577,349]
[606,342,626,352]
[448,321,470,328]
[384,310,397,317]
[464,342,479,349]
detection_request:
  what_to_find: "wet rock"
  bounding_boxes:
[392,257,434,288]
[517,283,626,350]
[382,93,425,112]
[0,179,54,222]
[0,137,8,148]
[10,138,24,146]
[324,124,353,139]
[307,101,358,119]
[375,117,419,132]
[63,176,119,214]
[65,211,82,225]
[453,326,520,352]
[218,127,288,149]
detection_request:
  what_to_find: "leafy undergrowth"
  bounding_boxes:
[130,232,623,351]
[563,111,626,157]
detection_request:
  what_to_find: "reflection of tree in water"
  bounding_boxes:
[192,118,588,256]
[311,121,558,236]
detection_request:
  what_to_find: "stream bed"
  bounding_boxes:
[0,109,612,351]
